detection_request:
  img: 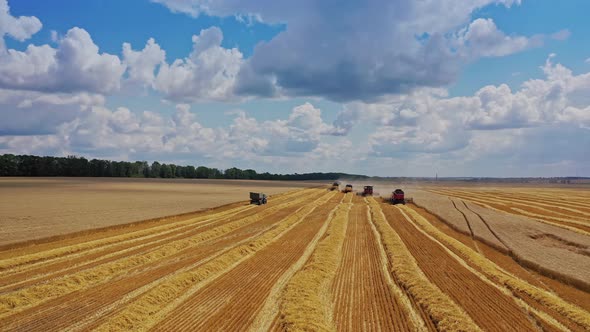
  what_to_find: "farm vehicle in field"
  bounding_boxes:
[357,185,377,196]
[342,184,353,193]
[250,192,267,205]
[329,181,340,191]
[391,189,406,204]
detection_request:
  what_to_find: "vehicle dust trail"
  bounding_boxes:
[330,195,414,331]
[0,190,327,331]
[381,202,539,331]
[150,194,344,331]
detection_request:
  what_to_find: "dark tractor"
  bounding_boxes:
[250,192,267,205]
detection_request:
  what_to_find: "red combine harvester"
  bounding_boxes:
[362,185,373,196]
[391,189,405,204]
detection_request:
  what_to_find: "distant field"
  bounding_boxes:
[0,177,315,246]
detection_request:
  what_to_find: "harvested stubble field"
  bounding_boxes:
[0,183,589,331]
[0,177,313,247]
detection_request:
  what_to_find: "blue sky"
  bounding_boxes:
[453,0,590,96]
[0,0,588,176]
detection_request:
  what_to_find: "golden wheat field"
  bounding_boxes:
[0,181,589,331]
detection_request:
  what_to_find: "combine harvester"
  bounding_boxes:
[390,189,412,204]
[357,185,379,196]
[342,184,353,193]
[329,181,340,191]
[249,192,267,205]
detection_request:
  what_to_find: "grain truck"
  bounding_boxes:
[250,192,267,205]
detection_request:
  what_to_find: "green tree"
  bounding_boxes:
[195,166,209,178]
[150,162,161,178]
[160,164,173,178]
[0,154,18,176]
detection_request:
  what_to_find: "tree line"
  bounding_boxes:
[0,154,367,181]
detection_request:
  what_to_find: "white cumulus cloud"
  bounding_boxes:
[123,38,166,87]
[0,0,42,51]
[153,27,243,102]
[456,18,541,57]
[0,27,126,94]
[152,0,545,101]
[333,56,590,159]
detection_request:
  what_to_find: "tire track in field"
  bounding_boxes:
[150,193,343,331]
[432,189,590,225]
[330,195,413,331]
[428,189,590,235]
[496,192,590,215]
[425,203,590,332]
[381,203,539,331]
[448,197,483,255]
[397,206,562,332]
[475,189,590,211]
[0,190,326,330]
[367,198,474,332]
[399,204,590,332]
[425,201,561,302]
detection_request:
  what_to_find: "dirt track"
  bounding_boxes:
[0,188,588,331]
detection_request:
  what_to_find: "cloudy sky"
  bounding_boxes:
[1,0,589,177]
